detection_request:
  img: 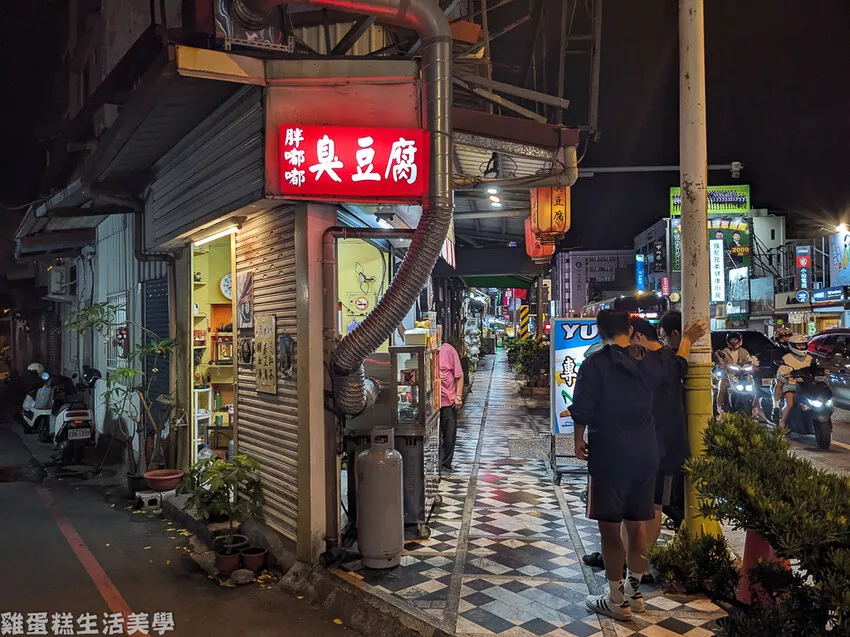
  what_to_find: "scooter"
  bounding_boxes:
[773,366,833,450]
[19,372,54,436]
[713,363,756,414]
[52,367,101,465]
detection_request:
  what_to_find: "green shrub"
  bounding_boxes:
[688,413,850,635]
[649,529,740,601]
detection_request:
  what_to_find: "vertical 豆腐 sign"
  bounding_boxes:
[255,314,277,394]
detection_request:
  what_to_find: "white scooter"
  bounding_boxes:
[51,367,101,465]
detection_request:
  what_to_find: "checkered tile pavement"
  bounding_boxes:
[337,352,724,636]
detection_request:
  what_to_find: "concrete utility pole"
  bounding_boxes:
[679,0,722,537]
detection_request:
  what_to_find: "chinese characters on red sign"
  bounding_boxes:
[279,125,428,200]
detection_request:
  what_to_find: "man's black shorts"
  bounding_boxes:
[654,472,681,507]
[586,472,655,523]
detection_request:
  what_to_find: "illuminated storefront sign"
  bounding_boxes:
[710,239,726,302]
[795,245,812,290]
[550,318,601,435]
[279,125,428,199]
[635,253,646,291]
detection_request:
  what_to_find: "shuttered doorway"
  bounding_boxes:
[235,207,299,541]
[142,278,171,426]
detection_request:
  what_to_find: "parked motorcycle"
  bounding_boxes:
[772,366,833,450]
[18,368,54,436]
[713,363,756,414]
[51,367,101,465]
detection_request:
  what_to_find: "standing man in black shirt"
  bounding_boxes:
[631,315,690,562]
[571,310,705,621]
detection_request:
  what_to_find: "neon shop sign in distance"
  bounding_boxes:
[279,125,428,201]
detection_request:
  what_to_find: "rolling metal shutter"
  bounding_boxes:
[142,278,171,426]
[146,85,265,249]
[235,207,299,540]
[45,312,62,375]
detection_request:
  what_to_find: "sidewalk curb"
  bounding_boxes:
[162,497,452,637]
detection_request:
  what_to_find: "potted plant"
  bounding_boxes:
[182,454,265,577]
[65,301,184,495]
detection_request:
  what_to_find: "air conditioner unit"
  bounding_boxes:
[48,266,68,295]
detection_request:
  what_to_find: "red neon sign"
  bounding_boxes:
[661,276,671,296]
[279,125,428,200]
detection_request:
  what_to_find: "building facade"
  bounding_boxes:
[551,249,635,315]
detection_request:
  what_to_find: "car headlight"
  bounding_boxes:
[736,384,745,391]
[807,398,824,408]
[745,385,753,392]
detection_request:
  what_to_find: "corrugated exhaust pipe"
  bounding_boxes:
[235,0,453,414]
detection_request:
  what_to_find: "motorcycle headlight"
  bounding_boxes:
[745,385,753,392]
[827,399,834,408]
[743,365,753,373]
[807,398,824,409]
[735,384,745,391]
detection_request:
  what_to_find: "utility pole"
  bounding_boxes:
[679,0,722,537]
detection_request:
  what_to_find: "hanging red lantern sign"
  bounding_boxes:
[530,186,571,243]
[525,217,555,264]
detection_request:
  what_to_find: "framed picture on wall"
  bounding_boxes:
[237,271,254,330]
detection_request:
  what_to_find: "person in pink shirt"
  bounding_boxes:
[438,340,464,472]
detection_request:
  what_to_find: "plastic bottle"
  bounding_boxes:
[214,389,221,411]
[227,439,235,461]
[198,444,213,461]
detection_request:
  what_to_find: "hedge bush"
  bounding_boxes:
[687,413,850,636]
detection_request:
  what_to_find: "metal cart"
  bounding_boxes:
[390,345,441,538]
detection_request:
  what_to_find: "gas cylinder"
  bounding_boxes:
[356,427,404,569]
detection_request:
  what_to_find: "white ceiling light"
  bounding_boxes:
[486,187,499,195]
[490,201,503,208]
[377,218,393,229]
[193,224,239,247]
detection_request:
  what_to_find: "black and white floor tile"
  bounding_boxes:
[337,353,724,636]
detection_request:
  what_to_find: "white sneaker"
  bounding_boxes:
[624,574,645,613]
[585,592,632,622]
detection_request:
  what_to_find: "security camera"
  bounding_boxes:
[730,161,744,179]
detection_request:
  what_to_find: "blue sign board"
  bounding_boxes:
[812,287,845,304]
[550,318,602,435]
[795,290,810,304]
[635,253,646,292]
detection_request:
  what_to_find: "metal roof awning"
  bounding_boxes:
[15,42,247,261]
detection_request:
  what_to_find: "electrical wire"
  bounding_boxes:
[0,196,47,211]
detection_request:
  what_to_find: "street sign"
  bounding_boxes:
[795,290,810,303]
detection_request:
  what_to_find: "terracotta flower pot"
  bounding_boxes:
[737,530,790,606]
[215,549,241,577]
[240,547,267,573]
[144,469,184,492]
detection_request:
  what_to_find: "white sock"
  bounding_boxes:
[627,569,643,586]
[608,579,625,604]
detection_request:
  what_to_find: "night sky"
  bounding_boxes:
[1,1,848,251]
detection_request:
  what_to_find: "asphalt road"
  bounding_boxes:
[0,423,350,637]
[787,409,850,475]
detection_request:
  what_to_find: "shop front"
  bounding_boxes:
[809,286,849,334]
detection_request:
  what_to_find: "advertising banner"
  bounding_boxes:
[550,318,601,436]
[750,277,776,315]
[795,245,813,290]
[710,239,726,302]
[670,185,750,216]
[635,253,646,292]
[829,232,850,287]
[670,217,750,272]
